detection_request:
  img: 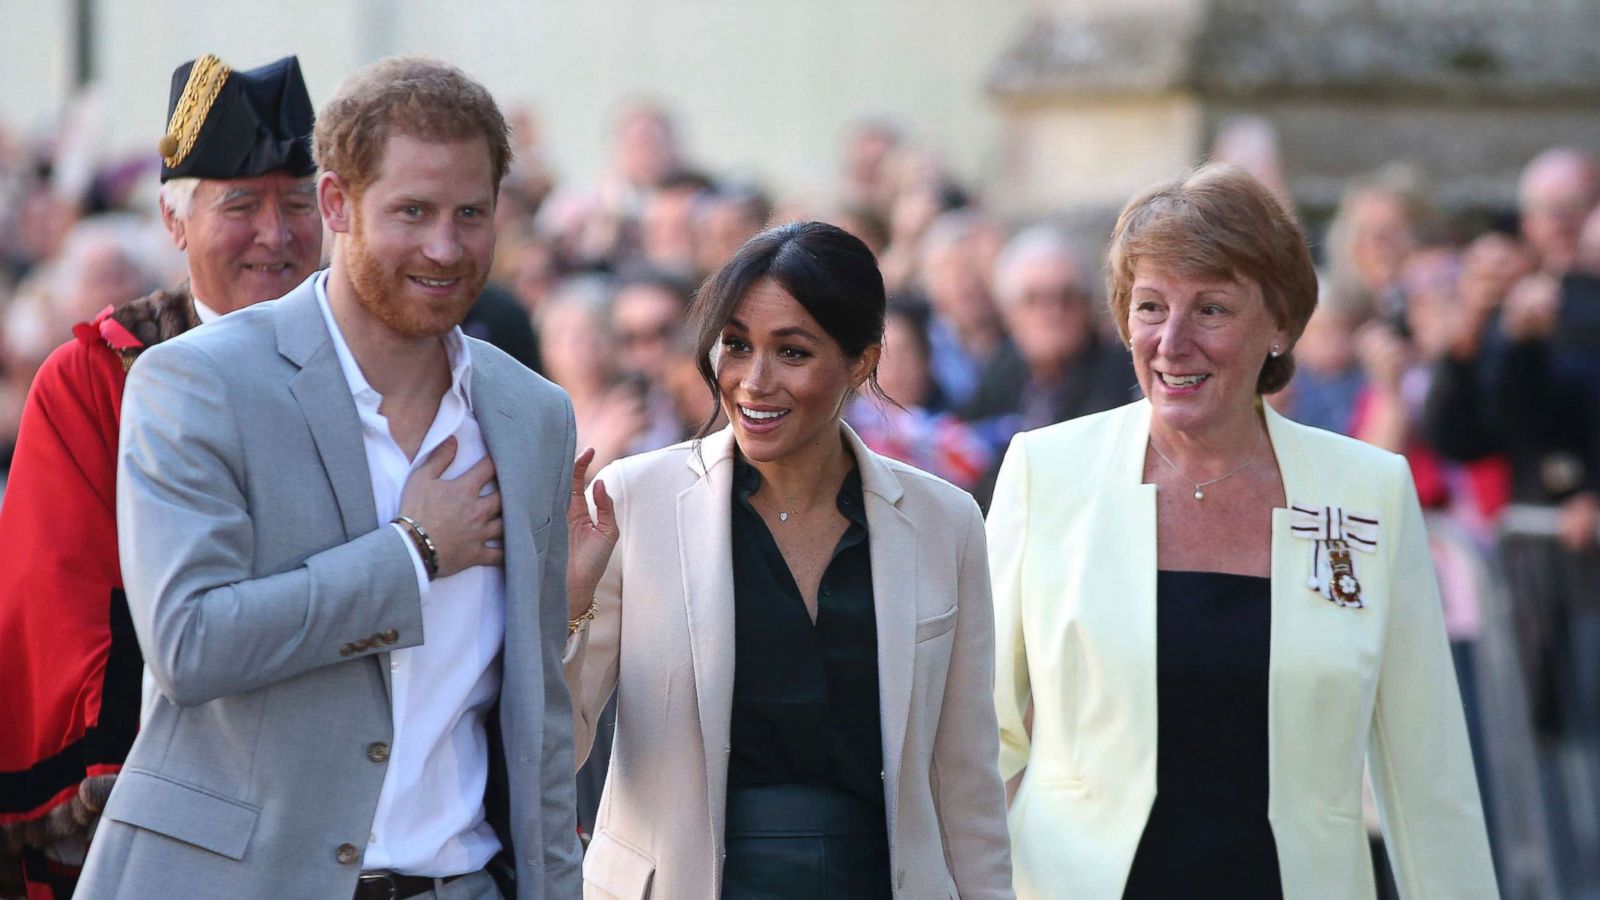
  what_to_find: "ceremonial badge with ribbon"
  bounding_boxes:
[1289,505,1378,608]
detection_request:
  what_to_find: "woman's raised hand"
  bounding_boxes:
[567,448,619,619]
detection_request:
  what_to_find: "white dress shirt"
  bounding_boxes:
[192,296,221,324]
[314,273,506,877]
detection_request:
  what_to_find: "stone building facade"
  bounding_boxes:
[988,0,1600,222]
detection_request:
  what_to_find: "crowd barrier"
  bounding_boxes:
[1435,504,1600,900]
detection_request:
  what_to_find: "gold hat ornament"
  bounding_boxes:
[158,54,231,168]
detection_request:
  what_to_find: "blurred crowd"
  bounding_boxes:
[6,104,1600,525]
[2,91,1600,896]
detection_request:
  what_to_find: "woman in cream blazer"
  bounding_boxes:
[564,222,1013,899]
[989,166,1495,898]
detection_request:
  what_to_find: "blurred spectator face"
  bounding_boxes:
[614,106,679,190]
[888,181,944,251]
[877,311,932,409]
[1400,247,1462,360]
[613,281,684,381]
[998,252,1091,377]
[842,122,900,212]
[919,218,994,336]
[1576,205,1600,276]
[1295,301,1361,376]
[56,230,152,323]
[640,185,700,271]
[164,173,320,314]
[833,207,889,258]
[539,293,615,396]
[503,236,558,316]
[695,196,764,276]
[15,188,80,267]
[1519,148,1600,276]
[1,274,59,377]
[1347,189,1416,294]
[1209,116,1289,203]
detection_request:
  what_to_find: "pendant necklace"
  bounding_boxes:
[1149,427,1263,501]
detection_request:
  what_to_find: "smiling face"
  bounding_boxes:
[714,278,878,464]
[324,132,495,338]
[166,173,321,313]
[1128,262,1286,437]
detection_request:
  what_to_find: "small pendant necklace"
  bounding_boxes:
[1148,428,1263,501]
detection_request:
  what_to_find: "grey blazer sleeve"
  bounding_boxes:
[537,398,583,890]
[117,339,423,707]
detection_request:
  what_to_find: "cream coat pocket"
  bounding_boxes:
[914,604,958,642]
[584,829,657,900]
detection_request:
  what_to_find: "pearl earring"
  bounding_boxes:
[1269,345,1281,358]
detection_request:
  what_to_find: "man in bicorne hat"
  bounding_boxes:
[0,54,319,898]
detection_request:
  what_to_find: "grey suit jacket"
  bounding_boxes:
[76,276,581,899]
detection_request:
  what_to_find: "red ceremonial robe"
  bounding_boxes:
[0,292,193,898]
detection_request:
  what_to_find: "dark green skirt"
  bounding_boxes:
[721,784,892,899]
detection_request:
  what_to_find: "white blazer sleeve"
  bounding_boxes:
[563,460,626,767]
[987,433,1033,784]
[1368,457,1497,897]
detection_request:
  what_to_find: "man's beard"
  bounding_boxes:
[345,215,486,339]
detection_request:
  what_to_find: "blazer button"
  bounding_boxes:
[339,643,357,657]
[367,742,390,763]
[335,843,359,865]
[368,633,385,647]
[381,629,399,644]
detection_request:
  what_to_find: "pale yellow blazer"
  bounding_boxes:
[988,400,1496,899]
[565,425,1014,899]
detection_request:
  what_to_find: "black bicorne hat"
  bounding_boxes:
[158,54,315,182]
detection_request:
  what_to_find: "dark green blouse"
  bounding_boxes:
[727,456,886,810]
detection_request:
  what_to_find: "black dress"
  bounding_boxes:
[720,457,892,900]
[1122,570,1284,899]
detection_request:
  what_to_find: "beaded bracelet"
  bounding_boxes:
[568,600,598,636]
[392,515,440,580]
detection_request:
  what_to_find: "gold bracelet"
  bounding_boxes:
[567,599,598,635]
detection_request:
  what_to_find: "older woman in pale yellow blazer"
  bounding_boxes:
[988,165,1496,898]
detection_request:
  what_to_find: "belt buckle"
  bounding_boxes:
[357,872,399,900]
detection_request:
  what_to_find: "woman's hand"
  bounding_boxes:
[567,447,618,619]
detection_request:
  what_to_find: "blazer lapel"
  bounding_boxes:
[276,276,391,695]
[678,428,738,844]
[276,281,376,543]
[470,353,530,637]
[846,427,916,846]
[1098,402,1160,784]
[1263,400,1325,824]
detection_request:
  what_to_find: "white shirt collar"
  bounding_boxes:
[192,296,222,324]
[312,271,474,412]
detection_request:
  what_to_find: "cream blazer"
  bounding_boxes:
[565,425,1014,899]
[988,400,1496,899]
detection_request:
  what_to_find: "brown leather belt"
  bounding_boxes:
[353,871,465,900]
